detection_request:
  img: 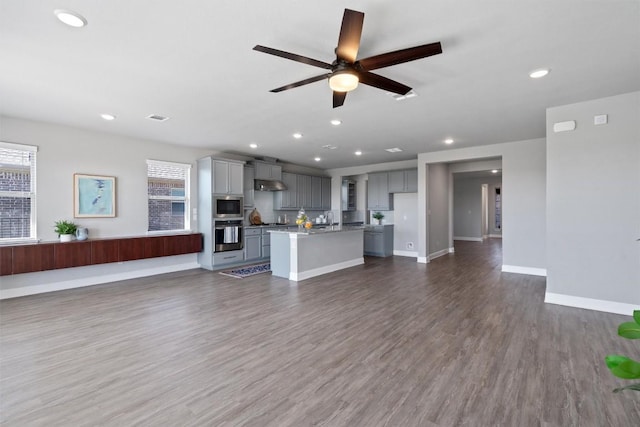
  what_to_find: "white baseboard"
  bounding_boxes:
[417,256,428,264]
[394,250,418,258]
[501,265,547,277]
[0,262,201,299]
[489,234,502,238]
[545,292,639,316]
[290,258,364,281]
[449,247,455,253]
[428,248,449,261]
[453,236,483,242]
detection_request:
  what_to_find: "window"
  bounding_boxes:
[0,142,37,242]
[147,160,191,232]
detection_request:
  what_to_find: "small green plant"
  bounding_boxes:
[54,220,78,236]
[372,212,384,221]
[605,310,640,393]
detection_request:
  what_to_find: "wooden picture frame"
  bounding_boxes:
[74,174,116,218]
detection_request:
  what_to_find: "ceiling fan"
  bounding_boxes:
[253,8,442,108]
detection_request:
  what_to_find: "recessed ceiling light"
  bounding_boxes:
[293,132,303,139]
[385,147,403,153]
[444,138,454,144]
[54,9,87,28]
[491,169,499,174]
[314,157,321,162]
[249,143,258,149]
[355,150,362,156]
[146,114,169,122]
[529,68,550,79]
[330,119,342,126]
[100,113,116,121]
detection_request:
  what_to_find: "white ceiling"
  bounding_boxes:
[1,1,639,169]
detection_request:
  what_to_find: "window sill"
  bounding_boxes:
[146,229,194,236]
[1,238,39,246]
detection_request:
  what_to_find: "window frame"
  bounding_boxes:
[0,141,38,243]
[146,159,191,233]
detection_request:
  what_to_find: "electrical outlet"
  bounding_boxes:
[406,242,414,249]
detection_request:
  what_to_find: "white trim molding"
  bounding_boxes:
[453,236,483,242]
[290,258,363,281]
[545,292,639,316]
[417,256,428,264]
[394,250,418,258]
[428,248,449,261]
[501,265,547,277]
[0,261,201,299]
[488,234,502,238]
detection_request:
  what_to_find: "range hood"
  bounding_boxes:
[254,179,287,191]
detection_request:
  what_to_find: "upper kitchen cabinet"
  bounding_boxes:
[253,161,282,181]
[211,158,244,195]
[274,172,330,211]
[243,166,255,207]
[321,177,331,210]
[297,174,312,209]
[274,172,297,209]
[388,169,418,193]
[367,172,393,211]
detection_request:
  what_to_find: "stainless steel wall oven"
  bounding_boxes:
[214,219,243,252]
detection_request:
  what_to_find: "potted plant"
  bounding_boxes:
[372,211,384,225]
[54,220,78,242]
[605,309,640,393]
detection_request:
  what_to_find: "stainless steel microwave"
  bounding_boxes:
[213,195,243,218]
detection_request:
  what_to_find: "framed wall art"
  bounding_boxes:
[74,174,116,218]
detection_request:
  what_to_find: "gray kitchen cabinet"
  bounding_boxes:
[367,172,392,210]
[311,176,323,209]
[388,169,418,193]
[363,225,394,257]
[274,172,298,210]
[243,166,255,208]
[297,174,312,209]
[244,233,261,261]
[213,159,243,195]
[254,161,282,181]
[261,228,272,258]
[321,177,332,210]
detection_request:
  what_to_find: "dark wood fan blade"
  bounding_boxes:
[336,9,365,63]
[357,71,411,95]
[333,91,347,108]
[253,45,332,69]
[270,74,331,93]
[357,42,442,71]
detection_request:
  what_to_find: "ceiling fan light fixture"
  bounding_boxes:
[329,71,359,92]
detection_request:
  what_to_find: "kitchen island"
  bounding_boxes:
[269,227,364,281]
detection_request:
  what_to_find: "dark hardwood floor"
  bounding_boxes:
[1,239,638,426]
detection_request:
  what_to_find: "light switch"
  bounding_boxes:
[594,114,608,125]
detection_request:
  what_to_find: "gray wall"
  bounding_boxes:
[428,163,449,255]
[0,116,214,296]
[546,91,640,306]
[418,138,546,269]
[453,175,502,240]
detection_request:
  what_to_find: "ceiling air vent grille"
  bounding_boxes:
[387,90,418,101]
[146,114,170,122]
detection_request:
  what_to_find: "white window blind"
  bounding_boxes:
[0,142,38,241]
[147,159,191,232]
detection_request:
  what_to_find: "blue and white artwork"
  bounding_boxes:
[74,174,116,217]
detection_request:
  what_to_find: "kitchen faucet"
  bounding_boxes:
[325,210,334,229]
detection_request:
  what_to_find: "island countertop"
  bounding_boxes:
[267,225,364,235]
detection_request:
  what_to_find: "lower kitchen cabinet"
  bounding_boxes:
[244,228,262,261]
[363,225,394,257]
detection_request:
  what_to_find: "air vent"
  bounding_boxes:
[385,147,403,153]
[387,90,418,101]
[322,144,338,150]
[146,114,170,122]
